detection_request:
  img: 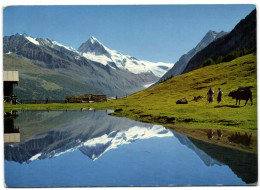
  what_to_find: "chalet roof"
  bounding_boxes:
[3,71,19,82]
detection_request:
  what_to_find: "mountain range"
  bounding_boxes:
[3,9,256,99]
[3,34,173,99]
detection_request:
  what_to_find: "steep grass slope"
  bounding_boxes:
[109,53,257,131]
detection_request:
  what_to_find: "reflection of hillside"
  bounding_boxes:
[188,137,257,184]
[5,110,172,163]
[172,131,222,167]
[14,110,89,140]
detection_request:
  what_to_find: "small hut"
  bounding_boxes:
[3,71,19,104]
[66,94,107,103]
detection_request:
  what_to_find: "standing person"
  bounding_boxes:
[207,88,214,103]
[217,88,223,103]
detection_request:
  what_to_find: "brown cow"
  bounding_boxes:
[228,88,253,106]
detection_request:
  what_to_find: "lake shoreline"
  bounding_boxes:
[4,103,257,154]
[4,102,257,132]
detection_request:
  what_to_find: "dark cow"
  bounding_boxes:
[228,88,253,106]
[193,95,204,102]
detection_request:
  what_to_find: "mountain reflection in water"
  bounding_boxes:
[5,110,173,163]
[4,110,257,187]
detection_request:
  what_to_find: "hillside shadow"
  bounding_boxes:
[214,105,241,108]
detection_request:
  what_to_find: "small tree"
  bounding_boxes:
[203,58,215,67]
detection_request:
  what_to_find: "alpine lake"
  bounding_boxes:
[4,109,258,187]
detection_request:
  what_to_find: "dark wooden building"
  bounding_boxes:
[3,71,19,104]
[66,94,107,103]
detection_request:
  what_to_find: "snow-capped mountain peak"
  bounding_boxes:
[19,33,40,46]
[78,36,109,56]
[89,36,99,43]
[37,38,78,52]
[13,33,78,52]
[78,36,174,77]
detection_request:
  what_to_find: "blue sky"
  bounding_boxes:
[3,5,255,63]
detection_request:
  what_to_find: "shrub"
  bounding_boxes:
[202,46,256,68]
[160,75,174,83]
[203,58,215,67]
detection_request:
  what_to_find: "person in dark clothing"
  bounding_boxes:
[207,88,214,103]
[217,88,223,103]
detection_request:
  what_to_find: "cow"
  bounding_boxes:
[193,95,204,102]
[228,88,253,106]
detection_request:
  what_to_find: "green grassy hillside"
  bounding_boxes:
[112,53,257,131]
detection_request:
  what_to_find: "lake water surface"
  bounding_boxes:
[4,110,257,187]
